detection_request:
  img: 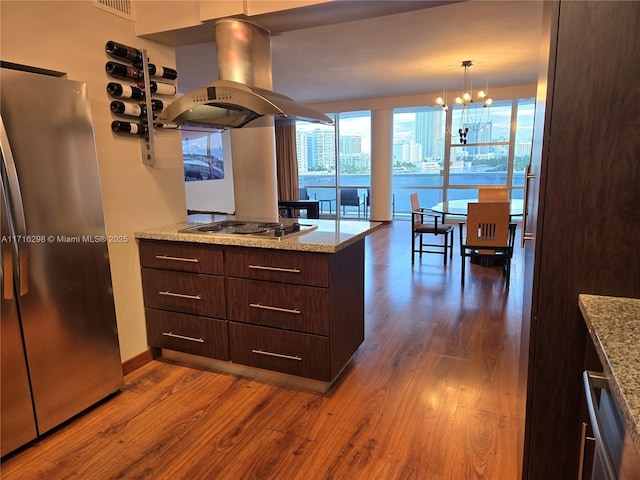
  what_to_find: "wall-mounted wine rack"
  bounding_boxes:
[105,40,178,167]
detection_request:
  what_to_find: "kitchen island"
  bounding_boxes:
[135,217,381,392]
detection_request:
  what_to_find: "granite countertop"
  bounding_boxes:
[134,217,382,253]
[579,294,640,454]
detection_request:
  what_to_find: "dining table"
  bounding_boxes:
[430,198,524,219]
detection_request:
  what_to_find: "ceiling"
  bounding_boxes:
[167,0,545,105]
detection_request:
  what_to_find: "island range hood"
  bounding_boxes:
[157,19,332,129]
[158,79,332,128]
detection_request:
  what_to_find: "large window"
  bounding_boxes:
[297,111,372,217]
[393,98,534,215]
[296,99,533,218]
[392,107,447,215]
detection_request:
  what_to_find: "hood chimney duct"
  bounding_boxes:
[216,19,278,220]
[215,19,272,89]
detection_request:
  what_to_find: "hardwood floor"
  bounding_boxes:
[1,220,523,480]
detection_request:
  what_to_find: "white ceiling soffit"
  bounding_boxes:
[144,1,462,45]
[172,1,544,104]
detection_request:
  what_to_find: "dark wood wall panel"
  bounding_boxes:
[523,2,640,479]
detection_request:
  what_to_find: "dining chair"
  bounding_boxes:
[340,188,364,217]
[478,186,509,201]
[410,193,454,265]
[458,201,516,288]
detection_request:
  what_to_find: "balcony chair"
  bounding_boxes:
[410,193,454,265]
[299,187,316,201]
[478,186,509,201]
[458,201,516,288]
[340,188,364,217]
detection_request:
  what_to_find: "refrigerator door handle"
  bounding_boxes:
[1,180,15,300]
[0,114,29,296]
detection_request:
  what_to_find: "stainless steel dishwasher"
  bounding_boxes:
[581,371,640,480]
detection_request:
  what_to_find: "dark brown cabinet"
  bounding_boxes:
[229,322,331,380]
[225,277,330,335]
[138,239,365,385]
[139,240,228,361]
[141,269,226,318]
[223,243,364,382]
[145,309,229,360]
[519,2,640,479]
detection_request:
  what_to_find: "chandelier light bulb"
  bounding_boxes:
[478,90,486,98]
[463,92,471,102]
[485,98,493,106]
[436,97,444,105]
[455,96,463,104]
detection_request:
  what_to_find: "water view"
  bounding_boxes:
[300,172,525,216]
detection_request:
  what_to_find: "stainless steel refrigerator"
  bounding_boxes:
[1,64,123,457]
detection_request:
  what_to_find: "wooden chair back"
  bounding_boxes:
[478,186,509,202]
[465,202,510,247]
[410,193,421,227]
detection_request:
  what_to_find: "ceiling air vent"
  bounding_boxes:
[93,0,135,21]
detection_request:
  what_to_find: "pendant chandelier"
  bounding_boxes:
[436,60,492,144]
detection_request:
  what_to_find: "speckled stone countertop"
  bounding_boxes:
[579,294,640,454]
[134,216,382,253]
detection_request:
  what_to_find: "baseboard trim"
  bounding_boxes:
[122,348,159,376]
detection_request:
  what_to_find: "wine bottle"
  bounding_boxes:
[149,99,165,112]
[135,62,178,80]
[110,100,146,117]
[107,82,145,100]
[110,101,160,119]
[137,80,176,96]
[105,40,142,64]
[106,61,143,81]
[111,121,148,136]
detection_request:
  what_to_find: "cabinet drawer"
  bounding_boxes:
[139,240,223,274]
[229,322,330,381]
[141,268,226,318]
[226,278,329,335]
[146,309,228,360]
[224,247,328,287]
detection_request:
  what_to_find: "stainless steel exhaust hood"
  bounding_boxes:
[157,79,332,128]
[157,19,332,129]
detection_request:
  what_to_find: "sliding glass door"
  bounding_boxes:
[297,111,372,218]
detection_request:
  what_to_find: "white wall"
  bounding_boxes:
[0,0,187,363]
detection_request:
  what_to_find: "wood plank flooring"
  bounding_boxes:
[1,220,524,480]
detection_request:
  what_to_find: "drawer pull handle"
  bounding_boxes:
[155,255,199,263]
[162,331,205,343]
[251,349,302,361]
[248,265,301,273]
[159,291,202,300]
[249,303,301,315]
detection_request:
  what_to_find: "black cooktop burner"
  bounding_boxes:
[196,224,224,232]
[233,227,268,235]
[217,220,247,227]
[257,222,284,229]
[180,219,317,239]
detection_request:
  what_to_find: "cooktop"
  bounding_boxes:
[179,220,318,239]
